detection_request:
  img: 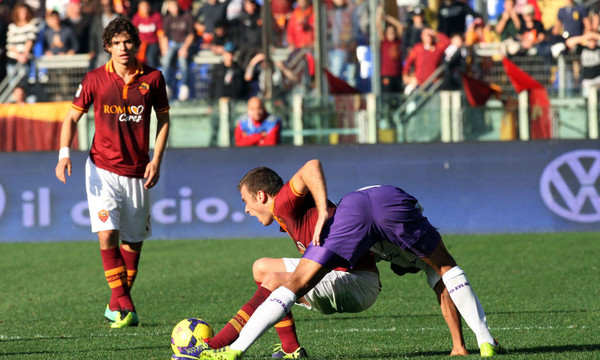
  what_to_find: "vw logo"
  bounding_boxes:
[0,183,5,219]
[540,149,600,223]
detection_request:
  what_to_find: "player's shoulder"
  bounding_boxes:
[140,63,164,82]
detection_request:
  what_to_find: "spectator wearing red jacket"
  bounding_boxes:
[402,28,450,92]
[286,0,314,49]
[235,97,281,146]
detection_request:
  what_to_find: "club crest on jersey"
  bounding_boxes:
[139,82,149,95]
[98,210,109,223]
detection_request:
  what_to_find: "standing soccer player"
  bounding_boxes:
[55,17,170,328]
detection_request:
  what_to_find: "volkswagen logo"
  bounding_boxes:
[540,149,600,223]
[0,183,5,219]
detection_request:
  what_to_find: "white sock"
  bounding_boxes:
[442,266,494,347]
[229,286,297,352]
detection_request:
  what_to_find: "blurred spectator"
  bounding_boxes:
[274,48,313,95]
[233,0,262,69]
[5,2,40,84]
[234,96,281,146]
[591,3,600,32]
[160,0,195,101]
[566,31,600,97]
[271,0,293,47]
[244,51,286,98]
[402,28,450,92]
[465,17,496,46]
[226,0,242,21]
[502,4,548,57]
[437,0,480,38]
[376,4,403,93]
[401,5,427,56]
[552,0,590,41]
[46,0,70,18]
[132,0,162,68]
[63,0,92,54]
[112,0,130,16]
[194,0,231,47]
[327,0,356,83]
[442,33,468,90]
[23,0,44,18]
[209,41,247,100]
[495,0,522,41]
[206,19,233,54]
[514,0,541,22]
[286,0,314,50]
[88,0,119,69]
[0,6,8,82]
[10,84,27,103]
[43,10,79,55]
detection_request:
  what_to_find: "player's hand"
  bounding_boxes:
[312,212,330,246]
[144,162,160,189]
[55,158,72,183]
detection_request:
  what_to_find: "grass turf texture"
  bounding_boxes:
[0,233,598,359]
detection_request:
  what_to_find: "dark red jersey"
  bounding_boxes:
[71,60,169,178]
[273,180,377,272]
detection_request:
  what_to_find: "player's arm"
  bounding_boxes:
[289,159,329,246]
[144,111,170,189]
[434,280,469,356]
[55,108,84,183]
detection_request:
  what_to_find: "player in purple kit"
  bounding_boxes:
[175,163,470,359]
[55,17,170,329]
[199,159,505,359]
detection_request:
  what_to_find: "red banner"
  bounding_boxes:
[0,102,77,152]
[502,58,552,139]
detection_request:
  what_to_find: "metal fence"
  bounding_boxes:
[3,52,599,148]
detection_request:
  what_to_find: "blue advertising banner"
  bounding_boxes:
[1,140,600,242]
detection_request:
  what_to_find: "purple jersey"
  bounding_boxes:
[303,185,441,270]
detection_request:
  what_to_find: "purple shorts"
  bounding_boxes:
[303,185,441,269]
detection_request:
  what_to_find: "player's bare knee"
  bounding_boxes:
[252,257,270,282]
[98,230,119,249]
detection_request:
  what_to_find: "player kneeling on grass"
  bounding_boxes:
[188,160,506,359]
[55,17,170,328]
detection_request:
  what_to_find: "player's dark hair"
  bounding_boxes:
[102,17,141,54]
[238,167,283,197]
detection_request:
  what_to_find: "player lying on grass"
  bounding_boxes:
[197,159,506,359]
[173,165,473,359]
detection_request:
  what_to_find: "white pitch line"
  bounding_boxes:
[310,325,593,333]
[0,332,169,341]
[1,325,595,341]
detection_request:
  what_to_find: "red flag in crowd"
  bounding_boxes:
[502,57,552,139]
[461,74,501,107]
[324,68,361,95]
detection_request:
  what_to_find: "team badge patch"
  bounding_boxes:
[98,210,109,223]
[139,82,149,95]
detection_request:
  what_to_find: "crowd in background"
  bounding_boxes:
[1,0,600,104]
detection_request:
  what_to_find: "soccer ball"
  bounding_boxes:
[171,318,214,353]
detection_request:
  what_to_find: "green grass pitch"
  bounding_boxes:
[1,233,598,359]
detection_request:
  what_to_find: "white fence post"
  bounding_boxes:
[217,98,231,147]
[518,91,530,141]
[451,90,462,142]
[440,91,451,143]
[292,94,304,146]
[366,93,377,144]
[588,87,599,139]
